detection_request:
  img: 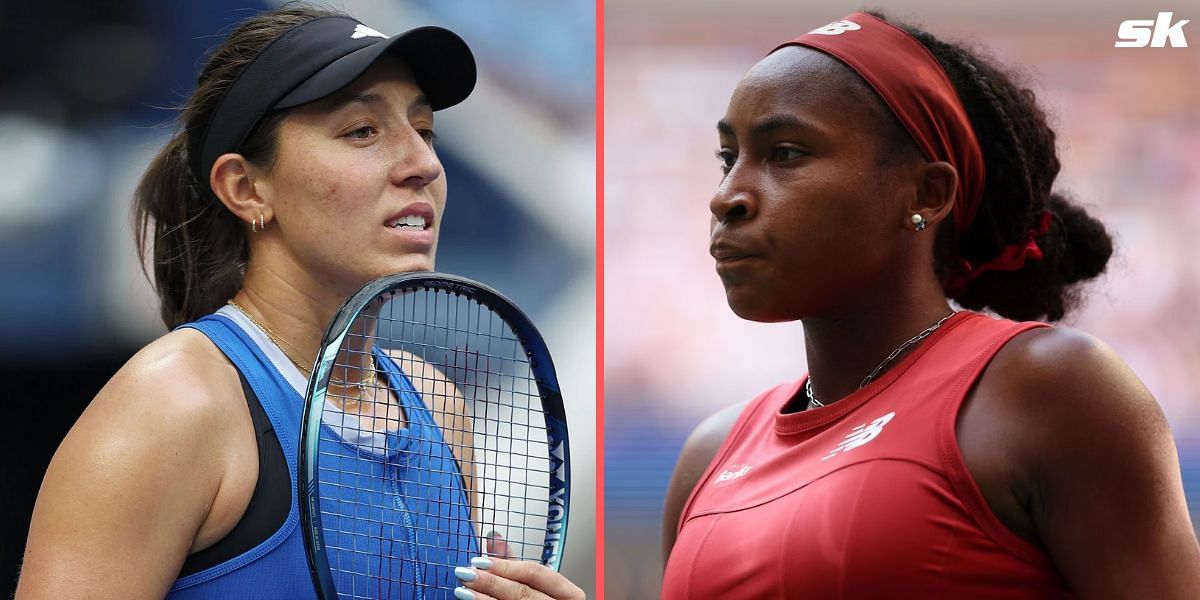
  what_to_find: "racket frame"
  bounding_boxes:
[298,272,571,598]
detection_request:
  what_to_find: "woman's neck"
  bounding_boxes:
[235,257,375,381]
[800,279,954,406]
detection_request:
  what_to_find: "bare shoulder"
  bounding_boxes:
[18,329,247,597]
[385,349,466,416]
[676,401,749,476]
[87,328,246,437]
[975,324,1200,596]
[986,325,1164,432]
[994,324,1126,382]
[74,327,243,452]
[661,401,749,563]
[972,325,1172,495]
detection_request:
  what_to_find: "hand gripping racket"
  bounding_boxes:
[299,273,570,600]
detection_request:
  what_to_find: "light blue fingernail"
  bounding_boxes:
[453,567,477,582]
[454,587,475,600]
[470,556,493,569]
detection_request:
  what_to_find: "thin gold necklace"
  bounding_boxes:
[328,358,379,391]
[226,299,378,400]
[226,299,313,375]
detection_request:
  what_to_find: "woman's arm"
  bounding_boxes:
[16,331,251,599]
[661,401,747,566]
[979,327,1200,598]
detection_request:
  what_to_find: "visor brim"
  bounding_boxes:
[275,26,476,111]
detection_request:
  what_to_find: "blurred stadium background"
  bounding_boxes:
[605,0,1200,597]
[0,0,595,595]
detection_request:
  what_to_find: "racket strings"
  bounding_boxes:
[314,287,555,597]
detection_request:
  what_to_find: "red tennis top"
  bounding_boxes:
[663,312,1074,599]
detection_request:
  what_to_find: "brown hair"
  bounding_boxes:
[133,5,346,328]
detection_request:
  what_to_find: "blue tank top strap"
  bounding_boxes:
[372,347,446,441]
[177,314,303,448]
[168,314,313,597]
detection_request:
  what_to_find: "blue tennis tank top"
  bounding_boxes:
[168,313,479,599]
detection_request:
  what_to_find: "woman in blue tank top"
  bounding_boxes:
[17,7,583,600]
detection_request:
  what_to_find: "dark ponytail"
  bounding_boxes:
[133,5,344,328]
[869,11,1113,322]
[134,134,245,329]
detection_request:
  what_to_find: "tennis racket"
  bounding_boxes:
[299,272,570,600]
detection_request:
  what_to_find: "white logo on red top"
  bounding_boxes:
[807,19,862,36]
[822,412,896,460]
[712,464,753,486]
[352,24,389,40]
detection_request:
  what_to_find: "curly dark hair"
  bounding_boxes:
[864,11,1113,322]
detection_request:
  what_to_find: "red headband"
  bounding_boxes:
[773,12,986,237]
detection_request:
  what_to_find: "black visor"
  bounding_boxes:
[188,16,476,185]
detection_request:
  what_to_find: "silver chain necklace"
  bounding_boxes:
[805,311,958,409]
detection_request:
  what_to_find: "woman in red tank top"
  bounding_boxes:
[662,10,1200,599]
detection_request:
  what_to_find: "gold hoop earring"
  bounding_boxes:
[251,212,264,233]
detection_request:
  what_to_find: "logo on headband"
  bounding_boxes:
[807,19,862,36]
[351,23,389,40]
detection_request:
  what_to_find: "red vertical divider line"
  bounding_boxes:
[594,0,606,597]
